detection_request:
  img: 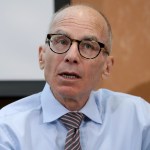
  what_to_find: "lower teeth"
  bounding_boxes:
[62,75,77,79]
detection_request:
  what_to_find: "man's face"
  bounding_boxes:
[39,6,113,105]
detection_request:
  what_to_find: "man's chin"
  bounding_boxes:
[58,89,77,98]
[51,86,78,99]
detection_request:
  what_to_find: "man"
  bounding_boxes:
[0,4,150,150]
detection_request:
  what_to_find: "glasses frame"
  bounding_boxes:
[45,34,109,59]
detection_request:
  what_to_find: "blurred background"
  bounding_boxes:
[0,0,150,107]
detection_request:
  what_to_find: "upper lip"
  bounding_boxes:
[58,71,81,78]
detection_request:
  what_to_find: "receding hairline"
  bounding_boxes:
[49,4,112,52]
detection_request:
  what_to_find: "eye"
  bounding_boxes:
[81,41,95,50]
[51,35,70,46]
[60,39,68,45]
[84,43,94,49]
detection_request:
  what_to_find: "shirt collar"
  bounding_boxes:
[41,83,102,124]
[80,91,102,124]
[41,83,69,123]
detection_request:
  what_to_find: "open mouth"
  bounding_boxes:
[59,72,81,79]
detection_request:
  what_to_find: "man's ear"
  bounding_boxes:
[39,45,46,70]
[102,56,114,80]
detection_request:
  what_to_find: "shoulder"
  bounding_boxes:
[0,93,42,149]
[93,89,150,124]
[94,88,150,107]
[0,92,42,118]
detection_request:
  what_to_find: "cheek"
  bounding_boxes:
[86,62,105,84]
[44,61,53,82]
[43,54,56,80]
[44,54,64,81]
[45,55,53,69]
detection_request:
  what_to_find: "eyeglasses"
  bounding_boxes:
[45,34,109,59]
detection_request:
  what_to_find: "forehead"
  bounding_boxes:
[50,6,108,41]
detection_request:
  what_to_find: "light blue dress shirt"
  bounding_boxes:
[0,83,150,150]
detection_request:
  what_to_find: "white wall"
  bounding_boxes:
[0,0,54,80]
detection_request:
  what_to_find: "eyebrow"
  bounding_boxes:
[52,30,68,36]
[52,30,99,42]
[82,35,99,42]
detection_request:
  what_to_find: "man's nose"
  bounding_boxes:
[64,42,80,64]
